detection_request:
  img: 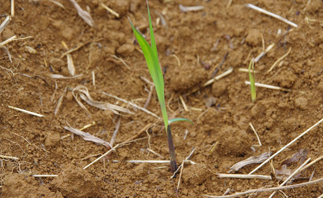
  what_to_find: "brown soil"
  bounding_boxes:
[1,0,323,197]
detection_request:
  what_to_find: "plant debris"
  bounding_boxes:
[229,152,272,173]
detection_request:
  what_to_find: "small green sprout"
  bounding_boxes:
[248,58,256,101]
[129,1,192,172]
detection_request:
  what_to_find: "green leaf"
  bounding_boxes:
[248,59,256,101]
[146,2,158,60]
[128,14,168,132]
[169,118,193,125]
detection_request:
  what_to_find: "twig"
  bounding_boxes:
[245,4,298,28]
[269,158,311,198]
[266,47,291,73]
[0,154,19,160]
[8,105,44,117]
[249,117,323,175]
[217,173,272,180]
[203,177,323,198]
[101,92,160,119]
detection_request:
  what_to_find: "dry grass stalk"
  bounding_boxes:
[69,0,94,27]
[32,175,58,177]
[238,68,259,73]
[61,121,96,140]
[255,43,275,62]
[0,35,16,46]
[245,4,298,28]
[203,177,323,198]
[61,42,89,58]
[101,3,119,18]
[0,16,11,34]
[73,86,133,117]
[110,116,121,147]
[179,4,204,12]
[229,152,271,173]
[249,117,323,175]
[249,122,262,146]
[245,81,291,92]
[49,74,82,79]
[217,173,272,180]
[25,46,37,54]
[144,85,154,109]
[176,148,196,193]
[171,54,181,67]
[269,158,311,198]
[92,71,95,85]
[110,55,130,70]
[0,46,13,63]
[46,0,65,9]
[147,148,165,159]
[179,95,188,111]
[11,0,14,17]
[84,144,119,169]
[124,123,153,143]
[101,92,160,119]
[171,147,196,179]
[0,154,19,160]
[62,41,75,76]
[1,35,32,46]
[84,123,154,170]
[8,105,44,117]
[54,87,67,115]
[266,47,291,73]
[203,67,233,87]
[299,155,323,173]
[112,160,196,164]
[64,125,112,148]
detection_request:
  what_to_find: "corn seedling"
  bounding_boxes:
[129,1,192,172]
[248,58,256,101]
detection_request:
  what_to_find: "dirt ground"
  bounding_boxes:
[1,0,323,197]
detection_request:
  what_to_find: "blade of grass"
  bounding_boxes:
[248,58,256,101]
[128,12,167,133]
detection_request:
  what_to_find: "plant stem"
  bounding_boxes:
[167,125,177,172]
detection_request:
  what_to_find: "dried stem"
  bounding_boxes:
[249,117,323,175]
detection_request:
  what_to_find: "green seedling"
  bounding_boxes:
[248,58,256,101]
[129,1,192,172]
